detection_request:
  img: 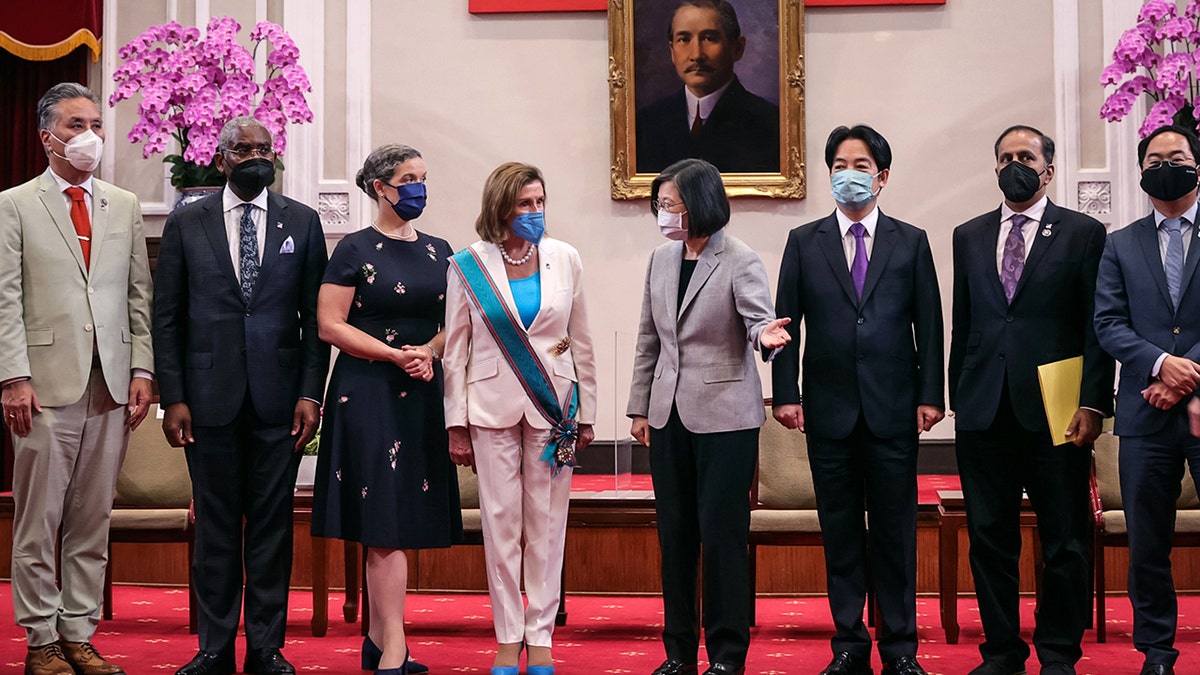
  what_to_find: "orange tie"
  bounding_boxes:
[65,186,91,270]
[690,102,704,137]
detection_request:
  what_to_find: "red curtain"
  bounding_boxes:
[0,1,99,190]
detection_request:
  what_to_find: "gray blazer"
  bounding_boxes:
[627,229,775,433]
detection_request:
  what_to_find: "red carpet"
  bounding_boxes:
[0,582,1193,674]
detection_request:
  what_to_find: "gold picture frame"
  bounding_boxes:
[608,0,805,199]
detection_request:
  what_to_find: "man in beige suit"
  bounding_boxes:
[0,82,154,675]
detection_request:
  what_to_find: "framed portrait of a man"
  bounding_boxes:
[609,0,804,199]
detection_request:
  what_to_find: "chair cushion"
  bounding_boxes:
[457,464,479,509]
[114,406,192,508]
[750,508,822,533]
[109,508,191,531]
[757,412,817,510]
[461,508,482,533]
[1092,432,1199,510]
[1100,508,1200,536]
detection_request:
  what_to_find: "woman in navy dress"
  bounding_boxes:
[312,144,461,675]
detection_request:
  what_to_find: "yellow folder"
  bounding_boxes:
[1037,356,1083,446]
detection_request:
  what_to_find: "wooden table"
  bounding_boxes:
[295,487,359,638]
[937,489,1041,645]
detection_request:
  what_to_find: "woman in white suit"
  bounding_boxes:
[443,162,596,675]
[628,159,790,675]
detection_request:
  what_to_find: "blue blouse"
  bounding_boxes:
[509,271,541,329]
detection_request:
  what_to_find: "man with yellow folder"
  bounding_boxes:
[948,125,1114,675]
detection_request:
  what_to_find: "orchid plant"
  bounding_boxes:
[109,16,313,189]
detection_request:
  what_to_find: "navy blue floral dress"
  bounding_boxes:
[312,228,462,549]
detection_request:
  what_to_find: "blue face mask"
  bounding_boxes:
[511,211,545,244]
[830,169,880,211]
[384,182,426,221]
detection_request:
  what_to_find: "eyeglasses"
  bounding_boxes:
[1144,159,1197,171]
[222,144,275,160]
[652,199,685,212]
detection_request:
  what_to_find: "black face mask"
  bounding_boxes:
[227,157,276,197]
[1141,161,1199,202]
[998,161,1044,203]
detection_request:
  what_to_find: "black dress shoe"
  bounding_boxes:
[175,651,234,675]
[1139,665,1174,675]
[702,664,744,675]
[651,660,699,675]
[882,656,926,675]
[821,652,873,675]
[243,648,295,675]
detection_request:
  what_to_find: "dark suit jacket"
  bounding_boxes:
[771,210,944,440]
[153,190,329,428]
[1095,211,1200,437]
[636,77,780,174]
[949,201,1114,433]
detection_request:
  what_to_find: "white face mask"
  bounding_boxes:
[51,129,104,173]
[657,208,688,241]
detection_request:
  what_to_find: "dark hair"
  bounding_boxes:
[1137,124,1200,166]
[355,144,423,198]
[667,0,741,42]
[37,82,100,131]
[824,124,892,171]
[993,125,1056,165]
[651,158,730,238]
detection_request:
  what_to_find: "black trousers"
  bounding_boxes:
[807,413,919,662]
[956,389,1092,669]
[649,407,758,667]
[1118,413,1200,667]
[186,394,301,655]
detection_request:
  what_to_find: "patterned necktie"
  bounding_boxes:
[1000,214,1028,303]
[850,222,868,299]
[65,186,91,270]
[690,102,704,137]
[1164,217,1185,307]
[239,203,259,304]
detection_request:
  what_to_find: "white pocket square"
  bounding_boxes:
[280,236,295,254]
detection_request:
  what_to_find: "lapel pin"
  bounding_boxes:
[276,222,284,229]
[99,198,107,210]
[1041,223,1053,237]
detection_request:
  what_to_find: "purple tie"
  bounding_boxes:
[1000,214,1028,303]
[850,222,868,299]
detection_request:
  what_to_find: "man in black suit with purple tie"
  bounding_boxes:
[949,125,1113,675]
[153,117,329,675]
[771,124,944,675]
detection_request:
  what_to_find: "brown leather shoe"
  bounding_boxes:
[58,641,125,675]
[24,643,74,675]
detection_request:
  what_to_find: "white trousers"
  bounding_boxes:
[11,367,126,646]
[471,419,572,648]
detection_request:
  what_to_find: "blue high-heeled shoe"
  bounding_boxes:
[490,642,524,675]
[362,637,428,674]
[527,666,556,675]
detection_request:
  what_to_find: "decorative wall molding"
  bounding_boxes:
[317,192,351,229]
[1077,181,1112,215]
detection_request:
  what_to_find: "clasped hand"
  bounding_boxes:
[395,344,435,381]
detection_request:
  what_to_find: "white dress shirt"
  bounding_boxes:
[222,185,268,284]
[995,195,1048,272]
[835,205,879,268]
[684,78,734,129]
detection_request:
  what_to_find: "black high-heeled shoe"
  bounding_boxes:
[361,637,427,674]
[374,649,411,675]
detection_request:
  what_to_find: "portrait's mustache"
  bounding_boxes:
[686,64,714,74]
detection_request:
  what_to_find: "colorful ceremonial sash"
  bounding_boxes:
[449,247,579,471]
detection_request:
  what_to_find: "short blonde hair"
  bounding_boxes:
[474,162,546,243]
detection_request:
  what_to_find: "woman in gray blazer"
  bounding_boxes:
[627,159,790,675]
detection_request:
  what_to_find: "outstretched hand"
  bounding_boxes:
[761,317,792,350]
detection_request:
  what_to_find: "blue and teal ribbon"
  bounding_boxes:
[450,248,579,471]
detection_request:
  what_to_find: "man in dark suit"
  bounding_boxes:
[635,0,779,174]
[772,124,943,675]
[1095,124,1200,675]
[949,125,1113,675]
[153,117,329,675]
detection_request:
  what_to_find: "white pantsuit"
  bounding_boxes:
[443,237,596,648]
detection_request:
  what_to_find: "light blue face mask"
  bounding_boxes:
[830,169,881,211]
[511,210,545,244]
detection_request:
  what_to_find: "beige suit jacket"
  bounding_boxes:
[443,237,597,430]
[0,170,153,406]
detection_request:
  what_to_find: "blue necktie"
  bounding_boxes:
[239,203,259,304]
[1165,217,1184,308]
